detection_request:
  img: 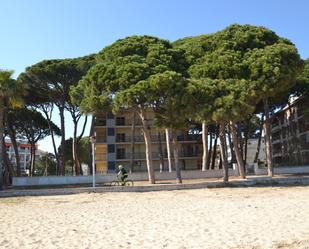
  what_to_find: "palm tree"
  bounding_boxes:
[0,70,24,189]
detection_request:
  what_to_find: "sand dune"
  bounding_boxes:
[1,186,309,249]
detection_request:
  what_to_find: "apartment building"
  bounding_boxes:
[5,139,44,174]
[5,139,33,173]
[92,109,203,174]
[271,97,309,166]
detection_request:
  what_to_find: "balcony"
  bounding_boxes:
[115,121,143,126]
[116,135,168,143]
[95,153,107,161]
[177,134,200,141]
[115,134,200,143]
[94,118,106,126]
[96,137,107,143]
[116,151,199,160]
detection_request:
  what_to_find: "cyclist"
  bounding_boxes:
[117,165,128,185]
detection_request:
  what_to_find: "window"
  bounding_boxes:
[107,112,114,119]
[108,161,116,170]
[95,117,106,126]
[116,117,125,126]
[108,144,115,153]
[116,133,126,142]
[117,148,126,159]
[107,128,115,136]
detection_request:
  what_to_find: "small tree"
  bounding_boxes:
[34,153,57,176]
[13,108,60,176]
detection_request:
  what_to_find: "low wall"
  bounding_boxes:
[5,175,309,197]
[12,169,238,187]
[254,165,309,175]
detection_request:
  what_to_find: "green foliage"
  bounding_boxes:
[290,58,309,97]
[18,55,95,106]
[188,78,255,123]
[175,24,302,124]
[59,137,90,166]
[0,70,25,108]
[70,63,114,114]
[244,41,302,98]
[34,153,57,176]
[8,108,61,143]
[73,35,187,116]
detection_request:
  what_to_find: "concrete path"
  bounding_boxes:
[1,174,309,198]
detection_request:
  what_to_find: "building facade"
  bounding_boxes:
[92,110,203,174]
[5,139,33,174]
[271,97,309,166]
[5,139,44,175]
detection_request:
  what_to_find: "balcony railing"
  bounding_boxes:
[115,134,200,143]
[96,137,107,143]
[115,121,143,126]
[95,119,106,126]
[116,151,199,160]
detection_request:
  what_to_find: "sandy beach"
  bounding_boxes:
[1,186,309,249]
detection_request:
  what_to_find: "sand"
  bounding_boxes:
[1,186,309,249]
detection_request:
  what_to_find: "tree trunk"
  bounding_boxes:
[139,111,155,184]
[227,126,236,164]
[219,123,229,182]
[211,134,218,169]
[130,111,136,173]
[2,137,15,180]
[30,143,36,177]
[206,132,213,170]
[41,106,59,175]
[0,102,4,190]
[254,114,264,163]
[211,127,218,170]
[218,153,222,169]
[158,131,164,172]
[9,133,21,176]
[172,130,182,184]
[72,120,81,175]
[2,144,13,186]
[202,121,209,171]
[75,116,88,176]
[165,128,173,172]
[244,134,248,168]
[6,112,21,176]
[59,107,66,175]
[243,118,250,168]
[263,98,274,177]
[229,121,246,179]
[237,123,244,161]
[1,101,16,180]
[88,117,94,175]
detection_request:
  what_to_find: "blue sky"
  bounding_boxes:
[1,0,309,152]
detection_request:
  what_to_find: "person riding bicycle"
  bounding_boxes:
[117,165,128,185]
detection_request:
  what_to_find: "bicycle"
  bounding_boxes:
[110,178,134,187]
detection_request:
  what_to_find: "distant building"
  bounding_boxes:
[91,109,203,174]
[270,97,309,166]
[5,139,46,174]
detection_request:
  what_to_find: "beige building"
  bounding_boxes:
[92,110,203,174]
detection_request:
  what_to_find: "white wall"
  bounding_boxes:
[13,169,238,186]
